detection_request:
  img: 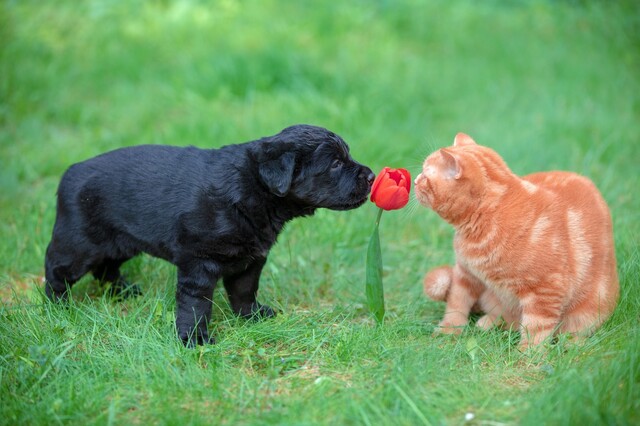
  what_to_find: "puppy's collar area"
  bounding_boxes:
[327,199,368,211]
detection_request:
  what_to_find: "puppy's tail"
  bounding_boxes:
[423,265,453,302]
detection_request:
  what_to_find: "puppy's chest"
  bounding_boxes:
[193,217,281,264]
[193,229,275,259]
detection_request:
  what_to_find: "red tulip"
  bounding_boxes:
[370,167,411,210]
[365,166,411,324]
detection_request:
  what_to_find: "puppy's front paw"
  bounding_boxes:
[181,333,216,348]
[237,302,276,320]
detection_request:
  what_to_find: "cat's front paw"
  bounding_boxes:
[476,314,498,330]
[435,311,469,335]
[435,320,466,335]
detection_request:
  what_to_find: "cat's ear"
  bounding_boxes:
[440,149,463,179]
[453,133,476,147]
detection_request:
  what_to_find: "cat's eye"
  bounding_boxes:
[331,159,343,170]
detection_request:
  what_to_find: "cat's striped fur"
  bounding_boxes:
[415,133,619,348]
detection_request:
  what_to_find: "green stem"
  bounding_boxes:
[374,207,383,228]
[366,208,385,324]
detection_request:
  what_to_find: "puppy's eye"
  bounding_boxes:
[331,159,343,170]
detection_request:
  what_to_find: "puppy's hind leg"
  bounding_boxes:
[92,257,141,299]
[44,242,90,302]
[223,258,275,319]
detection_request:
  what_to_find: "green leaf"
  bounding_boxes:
[466,337,480,370]
[466,337,479,361]
[366,213,385,324]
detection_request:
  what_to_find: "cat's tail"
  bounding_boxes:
[423,266,453,302]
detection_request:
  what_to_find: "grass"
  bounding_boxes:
[1,0,639,424]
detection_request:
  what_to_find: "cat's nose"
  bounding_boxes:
[414,174,423,185]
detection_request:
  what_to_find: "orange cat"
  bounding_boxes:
[414,133,619,348]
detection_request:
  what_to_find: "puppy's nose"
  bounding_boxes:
[366,171,375,187]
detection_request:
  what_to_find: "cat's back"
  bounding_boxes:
[524,170,596,195]
[523,171,611,221]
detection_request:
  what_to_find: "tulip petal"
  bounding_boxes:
[374,185,409,210]
[387,169,403,184]
[398,169,412,193]
[370,167,390,202]
[370,167,411,209]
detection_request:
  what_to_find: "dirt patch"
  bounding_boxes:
[0,275,41,304]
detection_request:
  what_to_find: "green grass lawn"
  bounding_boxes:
[1,0,639,424]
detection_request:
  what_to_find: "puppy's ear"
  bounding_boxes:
[258,152,295,197]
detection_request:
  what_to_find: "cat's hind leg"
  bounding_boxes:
[558,296,612,343]
[475,289,504,330]
[435,264,484,334]
[518,288,564,349]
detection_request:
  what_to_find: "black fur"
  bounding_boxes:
[44,125,375,346]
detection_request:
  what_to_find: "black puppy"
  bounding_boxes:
[45,124,374,345]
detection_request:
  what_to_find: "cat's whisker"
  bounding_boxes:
[403,197,423,218]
